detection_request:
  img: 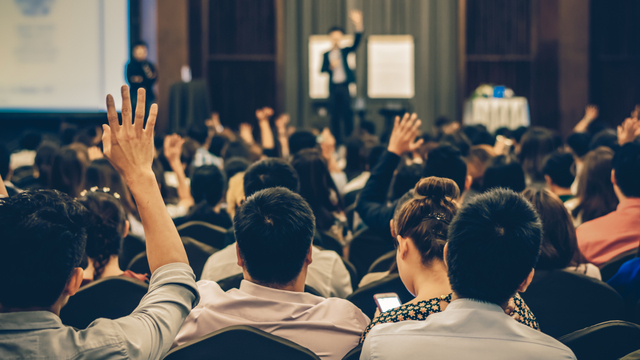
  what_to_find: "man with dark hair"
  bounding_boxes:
[321,10,364,144]
[362,188,576,359]
[175,188,368,359]
[173,164,231,228]
[288,130,318,156]
[422,145,469,193]
[201,157,352,298]
[0,86,199,359]
[577,142,640,266]
[543,151,575,202]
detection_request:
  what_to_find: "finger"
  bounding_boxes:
[106,94,120,131]
[393,116,400,131]
[134,88,146,133]
[400,112,411,128]
[409,138,424,151]
[145,103,158,133]
[121,85,133,129]
[409,119,422,136]
[102,125,112,156]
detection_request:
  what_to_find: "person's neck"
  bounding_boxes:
[244,267,307,293]
[614,184,629,203]
[84,255,124,280]
[449,292,509,310]
[410,260,452,302]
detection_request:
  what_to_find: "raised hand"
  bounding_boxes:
[387,113,424,156]
[618,117,640,146]
[163,134,185,165]
[275,114,290,133]
[584,105,599,122]
[102,85,157,183]
[239,123,255,145]
[88,146,104,161]
[350,9,363,30]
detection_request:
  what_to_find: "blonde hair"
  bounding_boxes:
[226,172,245,220]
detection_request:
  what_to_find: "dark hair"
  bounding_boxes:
[512,126,528,143]
[50,145,88,198]
[522,188,587,271]
[291,148,344,232]
[0,190,88,308]
[345,138,366,180]
[224,157,251,181]
[495,127,512,138]
[243,158,300,197]
[566,132,592,158]
[613,142,640,198]
[518,127,557,183]
[222,141,251,161]
[20,132,42,151]
[234,187,315,286]
[0,144,9,179]
[463,125,495,146]
[395,177,459,265]
[573,147,618,222]
[361,120,376,135]
[439,133,471,157]
[209,135,228,157]
[191,165,226,206]
[132,40,148,49]
[435,116,454,128]
[328,26,345,34]
[289,131,318,155]
[542,152,575,188]
[467,145,495,192]
[78,191,126,280]
[85,159,139,220]
[482,155,526,193]
[34,142,59,188]
[187,125,209,145]
[589,129,619,152]
[391,160,423,201]
[423,145,467,194]
[447,188,542,305]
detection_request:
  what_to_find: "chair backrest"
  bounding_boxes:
[348,228,395,279]
[119,234,145,270]
[342,344,362,360]
[163,325,321,360]
[346,273,413,319]
[520,269,625,338]
[558,320,640,360]
[621,349,640,360]
[177,221,227,250]
[60,276,148,329]
[600,248,638,282]
[127,237,217,280]
[216,273,324,297]
[319,231,343,256]
[368,250,396,274]
[343,258,359,291]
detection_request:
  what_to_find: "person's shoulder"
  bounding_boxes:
[319,297,369,323]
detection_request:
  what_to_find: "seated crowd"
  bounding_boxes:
[1,86,640,359]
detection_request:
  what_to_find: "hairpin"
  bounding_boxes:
[80,186,121,199]
[424,213,450,224]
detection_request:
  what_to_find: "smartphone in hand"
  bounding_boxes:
[374,292,402,313]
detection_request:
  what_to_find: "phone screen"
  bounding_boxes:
[376,296,402,312]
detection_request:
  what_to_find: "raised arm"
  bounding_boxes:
[275,114,291,158]
[345,10,364,52]
[256,107,275,151]
[103,86,189,272]
[164,134,194,210]
[0,173,7,197]
[573,105,598,133]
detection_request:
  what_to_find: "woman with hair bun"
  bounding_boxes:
[78,189,148,286]
[360,177,538,341]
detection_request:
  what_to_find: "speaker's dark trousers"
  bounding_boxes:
[329,82,353,145]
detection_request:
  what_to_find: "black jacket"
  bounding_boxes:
[321,32,363,85]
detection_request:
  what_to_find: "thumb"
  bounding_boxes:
[102,125,112,157]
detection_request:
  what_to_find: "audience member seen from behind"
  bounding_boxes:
[542,152,575,203]
[174,187,369,359]
[78,189,148,285]
[15,141,58,190]
[361,178,539,342]
[200,158,353,298]
[564,146,618,227]
[0,86,199,360]
[173,164,231,229]
[50,144,89,198]
[522,188,600,279]
[361,188,576,360]
[578,142,640,267]
[518,127,557,187]
[481,155,526,193]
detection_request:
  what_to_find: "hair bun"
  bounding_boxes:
[414,176,460,201]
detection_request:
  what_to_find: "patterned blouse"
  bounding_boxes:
[361,293,539,342]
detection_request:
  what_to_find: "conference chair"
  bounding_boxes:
[177,221,228,250]
[128,237,217,280]
[600,248,638,282]
[520,269,625,338]
[346,273,413,319]
[367,250,396,274]
[558,320,640,360]
[119,234,145,270]
[217,273,324,297]
[163,325,320,360]
[319,230,343,256]
[621,349,640,360]
[343,258,359,291]
[342,345,362,360]
[60,276,148,329]
[348,228,395,279]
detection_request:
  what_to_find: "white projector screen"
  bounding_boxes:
[0,0,129,112]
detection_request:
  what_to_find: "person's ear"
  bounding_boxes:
[397,235,410,259]
[465,174,472,192]
[544,174,553,187]
[236,242,245,268]
[63,268,84,297]
[443,242,449,269]
[517,269,535,293]
[389,219,396,238]
[306,244,313,266]
[123,220,130,238]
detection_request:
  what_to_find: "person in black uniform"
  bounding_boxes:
[126,41,157,114]
[321,10,364,145]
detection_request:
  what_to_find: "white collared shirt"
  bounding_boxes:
[200,244,353,298]
[174,280,369,360]
[362,298,576,360]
